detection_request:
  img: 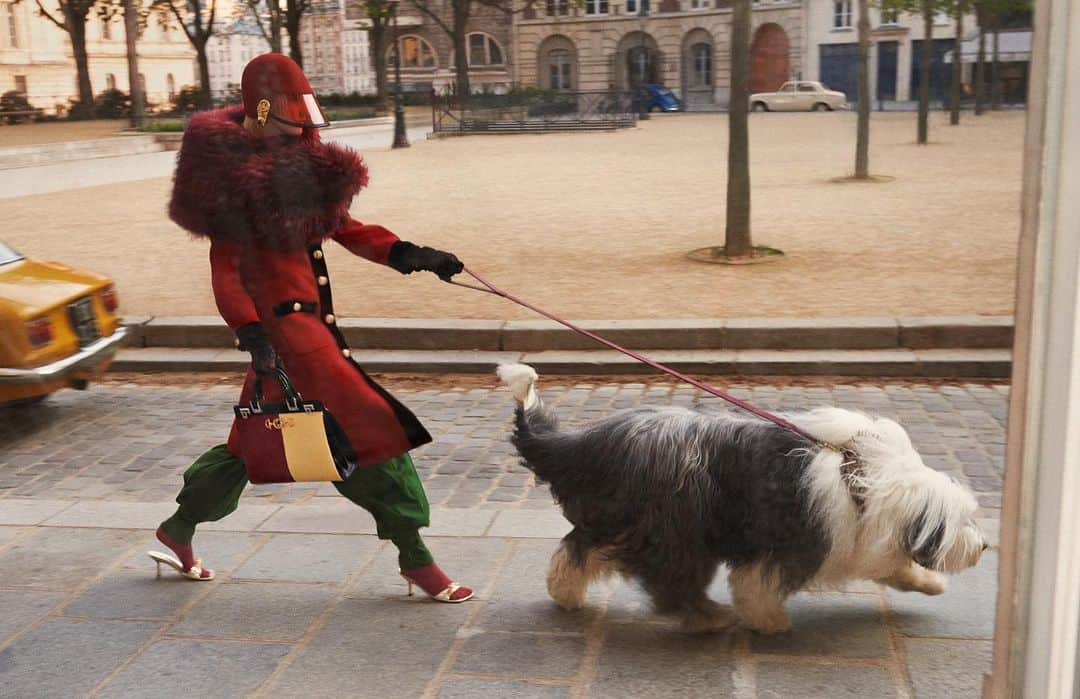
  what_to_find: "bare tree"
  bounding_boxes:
[122,0,145,124]
[974,5,986,114]
[243,0,283,52]
[357,0,391,111]
[153,0,217,109]
[284,0,310,67]
[854,0,871,178]
[21,0,99,117]
[883,0,941,144]
[949,0,965,125]
[724,0,752,258]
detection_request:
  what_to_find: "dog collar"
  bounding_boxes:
[839,447,868,514]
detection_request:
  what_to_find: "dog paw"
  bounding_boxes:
[914,572,947,596]
[742,611,792,635]
[546,584,586,611]
[681,604,738,634]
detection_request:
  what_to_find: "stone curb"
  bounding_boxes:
[110,347,1012,378]
[120,315,1015,352]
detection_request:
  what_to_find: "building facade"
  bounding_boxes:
[514,0,803,108]
[803,0,974,105]
[0,2,195,113]
[344,1,512,95]
[205,17,271,100]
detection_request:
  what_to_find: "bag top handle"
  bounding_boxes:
[252,368,302,411]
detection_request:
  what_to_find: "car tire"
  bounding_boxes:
[752,102,768,112]
[812,102,830,112]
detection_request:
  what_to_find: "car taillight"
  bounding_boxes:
[101,284,119,313]
[26,317,53,347]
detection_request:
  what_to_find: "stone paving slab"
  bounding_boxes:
[0,499,73,525]
[0,618,162,698]
[903,638,993,699]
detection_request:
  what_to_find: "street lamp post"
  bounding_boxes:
[391,0,410,149]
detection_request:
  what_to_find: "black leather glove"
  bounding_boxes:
[388,241,464,281]
[235,323,282,375]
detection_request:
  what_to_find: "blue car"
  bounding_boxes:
[644,84,682,112]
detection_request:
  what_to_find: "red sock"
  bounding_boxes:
[156,527,197,571]
[402,562,472,601]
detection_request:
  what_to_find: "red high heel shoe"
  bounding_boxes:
[400,562,473,603]
[147,527,214,581]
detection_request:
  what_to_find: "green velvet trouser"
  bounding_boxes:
[160,444,433,569]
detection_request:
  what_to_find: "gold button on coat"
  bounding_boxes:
[293,302,302,312]
[342,348,351,358]
[318,276,328,286]
[325,314,335,324]
[312,250,323,260]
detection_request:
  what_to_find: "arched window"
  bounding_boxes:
[690,42,712,87]
[101,16,111,40]
[393,35,437,68]
[105,73,116,90]
[547,49,572,90]
[467,33,504,66]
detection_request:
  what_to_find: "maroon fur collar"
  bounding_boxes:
[168,106,368,250]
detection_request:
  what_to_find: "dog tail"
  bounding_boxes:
[497,363,565,480]
[497,362,558,431]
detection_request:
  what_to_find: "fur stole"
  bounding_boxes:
[168,106,368,250]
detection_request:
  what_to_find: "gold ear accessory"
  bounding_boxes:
[256,99,271,126]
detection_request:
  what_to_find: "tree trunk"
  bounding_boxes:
[286,0,303,68]
[990,25,1000,109]
[724,0,752,257]
[371,18,389,111]
[452,0,470,100]
[854,0,870,178]
[917,3,932,144]
[196,43,213,109]
[123,0,144,126]
[975,23,986,114]
[949,8,962,125]
[66,5,94,119]
[269,9,282,52]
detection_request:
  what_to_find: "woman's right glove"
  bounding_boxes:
[235,322,282,375]
[388,241,464,281]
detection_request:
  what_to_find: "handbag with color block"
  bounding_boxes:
[233,368,358,484]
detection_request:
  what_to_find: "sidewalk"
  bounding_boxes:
[0,378,1003,697]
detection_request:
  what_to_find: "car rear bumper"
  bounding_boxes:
[0,327,128,384]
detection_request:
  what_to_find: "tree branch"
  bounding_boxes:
[33,0,69,31]
[206,0,216,37]
[407,0,451,35]
[245,0,272,44]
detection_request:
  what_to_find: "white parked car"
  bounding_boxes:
[750,81,848,112]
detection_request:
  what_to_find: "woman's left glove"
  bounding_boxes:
[388,241,464,281]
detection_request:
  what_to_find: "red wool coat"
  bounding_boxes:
[170,107,431,467]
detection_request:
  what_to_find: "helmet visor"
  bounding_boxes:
[271,93,331,129]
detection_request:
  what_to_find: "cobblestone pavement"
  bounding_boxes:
[0,378,1005,697]
[0,380,1008,516]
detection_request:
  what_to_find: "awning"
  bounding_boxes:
[944,29,1031,63]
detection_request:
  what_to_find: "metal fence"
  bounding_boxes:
[432,89,639,134]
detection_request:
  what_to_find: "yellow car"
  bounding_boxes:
[0,241,127,404]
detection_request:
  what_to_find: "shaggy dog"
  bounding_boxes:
[497,364,987,633]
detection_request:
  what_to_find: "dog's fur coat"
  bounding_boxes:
[498,364,986,633]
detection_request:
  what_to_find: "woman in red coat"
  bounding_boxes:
[150,53,472,602]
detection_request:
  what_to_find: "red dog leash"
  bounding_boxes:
[447,268,817,442]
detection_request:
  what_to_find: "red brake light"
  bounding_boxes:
[102,284,119,313]
[26,317,53,347]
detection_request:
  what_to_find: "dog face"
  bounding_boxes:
[903,489,986,573]
[848,418,987,574]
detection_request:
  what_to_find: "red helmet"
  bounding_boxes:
[241,53,330,129]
